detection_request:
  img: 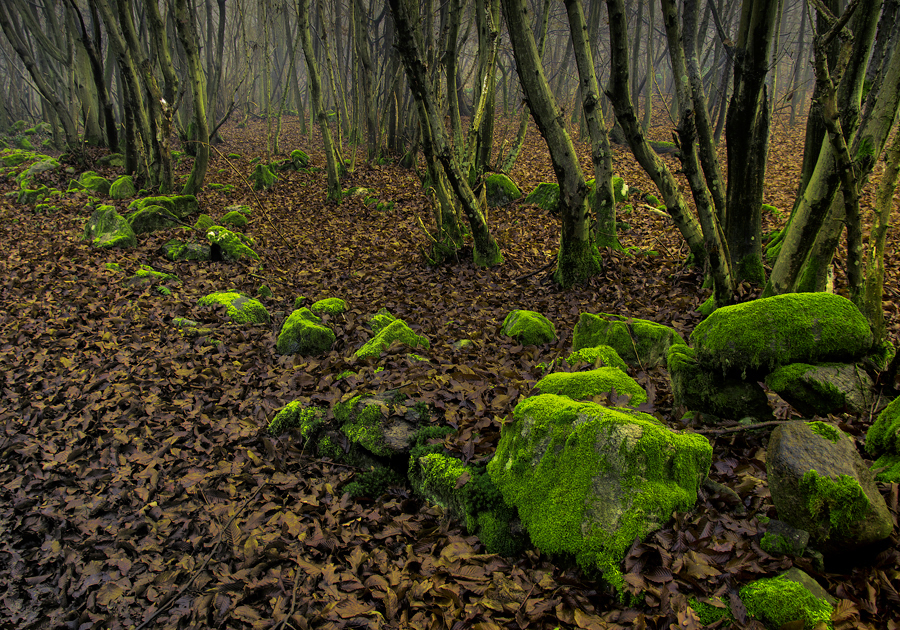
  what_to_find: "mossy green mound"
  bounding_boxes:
[310,297,348,315]
[251,163,277,190]
[128,195,198,219]
[525,182,560,213]
[866,396,900,482]
[485,173,521,207]
[128,205,180,235]
[96,153,125,167]
[740,575,833,630]
[356,319,429,358]
[83,205,137,249]
[691,293,873,376]
[501,309,556,346]
[198,291,270,324]
[109,175,136,199]
[573,312,686,368]
[276,308,336,356]
[535,368,647,405]
[161,239,211,261]
[68,170,111,195]
[221,210,248,227]
[205,225,259,260]
[267,401,326,436]
[565,345,628,372]
[488,394,711,591]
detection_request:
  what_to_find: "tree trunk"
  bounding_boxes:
[172,0,210,195]
[388,0,502,268]
[352,0,377,161]
[298,0,343,202]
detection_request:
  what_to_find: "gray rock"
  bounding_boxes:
[333,391,430,457]
[760,519,809,557]
[767,421,893,554]
[766,362,877,416]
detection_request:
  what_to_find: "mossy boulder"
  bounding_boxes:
[128,205,180,235]
[68,170,111,195]
[573,312,686,368]
[125,264,180,288]
[83,205,137,249]
[194,214,214,232]
[19,157,59,184]
[251,163,277,190]
[691,293,874,377]
[535,367,647,406]
[485,173,521,207]
[866,395,900,483]
[16,185,48,204]
[333,392,428,458]
[501,309,556,346]
[109,175,136,199]
[205,225,259,260]
[310,297,348,315]
[275,308,335,356]
[267,401,326,436]
[525,182,560,213]
[488,394,712,591]
[1,148,43,167]
[368,309,396,335]
[127,195,198,219]
[197,291,270,324]
[224,203,252,217]
[277,149,310,170]
[96,153,125,167]
[767,420,893,553]
[161,239,211,261]
[221,210,248,227]
[765,362,876,417]
[356,319,429,359]
[565,345,628,372]
[409,453,471,520]
[740,574,834,630]
[667,345,772,420]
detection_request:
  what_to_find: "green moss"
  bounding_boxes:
[565,346,628,372]
[222,211,248,227]
[289,149,309,168]
[317,435,343,460]
[339,399,391,457]
[129,265,179,285]
[109,175,136,199]
[552,237,602,288]
[688,597,731,626]
[866,395,900,457]
[276,308,335,355]
[485,173,522,207]
[368,309,396,335]
[105,263,122,272]
[761,204,783,218]
[574,312,686,368]
[250,163,277,190]
[800,470,870,536]
[645,194,660,206]
[806,421,844,444]
[740,575,833,630]
[525,182,560,213]
[345,467,404,498]
[198,291,270,324]
[310,297,348,315]
[736,254,766,284]
[267,401,326,436]
[206,225,260,260]
[501,309,556,345]
[872,453,900,483]
[356,318,429,359]
[472,237,504,268]
[194,214,214,232]
[691,293,874,376]
[257,285,273,298]
[760,532,798,556]
[68,171,111,195]
[83,205,137,249]
[488,394,711,592]
[535,368,647,406]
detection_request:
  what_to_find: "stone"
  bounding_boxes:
[739,573,833,630]
[275,308,335,356]
[573,312,686,368]
[691,293,874,377]
[205,225,259,260]
[128,205,180,234]
[767,420,893,553]
[333,392,426,457]
[524,182,560,213]
[267,401,326,436]
[129,195,198,219]
[67,171,111,195]
[221,210,248,227]
[766,362,877,416]
[310,297,348,315]
[277,149,309,170]
[487,394,712,591]
[251,163,277,190]
[83,205,137,248]
[535,367,647,406]
[501,309,556,346]
[369,309,396,335]
[866,395,900,483]
[197,291,270,324]
[760,519,809,557]
[565,345,629,372]
[161,239,211,261]
[109,175,136,199]
[356,319,429,359]
[96,153,125,167]
[485,173,521,207]
[667,345,772,420]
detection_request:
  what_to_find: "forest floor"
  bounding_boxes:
[1,109,899,630]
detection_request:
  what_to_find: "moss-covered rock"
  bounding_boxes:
[767,421,893,553]
[367,309,396,334]
[766,362,876,416]
[18,157,59,185]
[275,308,335,356]
[194,214,214,232]
[535,368,647,405]
[739,574,833,630]
[128,205,181,235]
[127,195,199,219]
[565,345,629,372]
[68,170,111,195]
[125,264,180,288]
[488,394,712,591]
[667,345,772,420]
[356,319,429,359]
[83,205,137,248]
[277,149,310,170]
[96,153,125,167]
[205,225,260,260]
[573,312,686,368]
[866,395,900,483]
[500,309,556,346]
[224,203,252,217]
[16,185,48,204]
[588,176,629,208]
[485,173,521,207]
[109,175,136,199]
[267,401,326,436]
[221,210,248,227]
[310,297,348,315]
[161,239,211,261]
[760,519,810,557]
[525,182,560,213]
[251,163,277,190]
[333,392,425,458]
[198,291,270,324]
[691,293,874,377]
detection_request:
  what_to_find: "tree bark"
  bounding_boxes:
[173,0,210,195]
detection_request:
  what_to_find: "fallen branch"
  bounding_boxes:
[693,420,787,435]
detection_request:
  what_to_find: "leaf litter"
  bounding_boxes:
[0,111,898,629]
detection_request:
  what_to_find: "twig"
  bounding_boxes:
[274,563,305,630]
[514,258,555,283]
[693,420,787,435]
[133,482,267,630]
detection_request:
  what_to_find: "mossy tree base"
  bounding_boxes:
[553,238,602,288]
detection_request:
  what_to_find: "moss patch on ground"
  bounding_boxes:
[198,291,270,324]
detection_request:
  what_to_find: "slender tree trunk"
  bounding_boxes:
[352,0,377,161]
[173,0,210,194]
